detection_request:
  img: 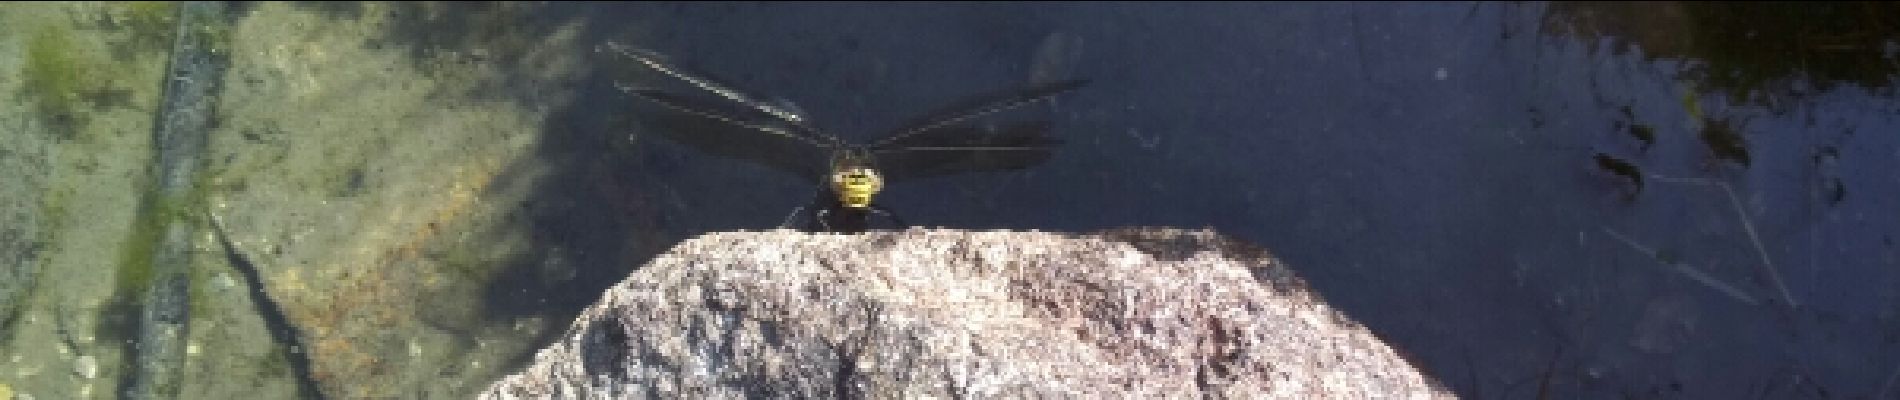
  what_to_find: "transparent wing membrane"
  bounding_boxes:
[601,42,827,141]
[872,79,1090,148]
[619,85,835,149]
[871,121,1063,182]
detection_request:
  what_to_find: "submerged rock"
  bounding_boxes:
[483,228,1449,399]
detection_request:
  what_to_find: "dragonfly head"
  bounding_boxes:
[829,149,882,209]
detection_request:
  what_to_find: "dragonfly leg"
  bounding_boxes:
[869,205,909,229]
[815,209,835,232]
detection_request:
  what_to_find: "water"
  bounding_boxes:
[2,2,1896,398]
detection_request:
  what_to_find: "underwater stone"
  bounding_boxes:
[74,355,97,379]
[482,228,1449,399]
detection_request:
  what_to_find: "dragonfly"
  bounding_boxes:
[602,42,1087,233]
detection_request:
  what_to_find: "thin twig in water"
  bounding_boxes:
[1649,175,1798,309]
[1601,227,1760,305]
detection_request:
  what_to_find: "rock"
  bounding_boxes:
[482,228,1450,399]
[74,355,97,380]
[202,4,590,398]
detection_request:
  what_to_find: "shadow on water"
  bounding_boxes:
[277,0,689,384]
[276,2,1900,398]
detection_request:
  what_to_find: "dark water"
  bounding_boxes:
[416,2,1899,398]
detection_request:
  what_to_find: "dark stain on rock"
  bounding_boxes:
[580,314,631,378]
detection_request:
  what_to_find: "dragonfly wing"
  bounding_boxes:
[872,120,1062,182]
[622,86,836,149]
[632,89,833,181]
[601,42,820,132]
[872,79,1089,148]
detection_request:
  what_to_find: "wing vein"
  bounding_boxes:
[604,42,834,144]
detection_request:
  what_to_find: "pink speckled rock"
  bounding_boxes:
[483,228,1450,399]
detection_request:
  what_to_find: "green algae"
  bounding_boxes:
[111,193,167,304]
[20,3,189,141]
[104,169,214,346]
[120,1,180,50]
[22,26,92,137]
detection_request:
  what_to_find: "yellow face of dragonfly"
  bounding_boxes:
[831,166,883,209]
[829,150,883,209]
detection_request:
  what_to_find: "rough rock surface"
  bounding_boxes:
[483,228,1450,399]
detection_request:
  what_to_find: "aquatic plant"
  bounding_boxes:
[102,1,180,53]
[22,26,90,135]
[1602,175,1797,310]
